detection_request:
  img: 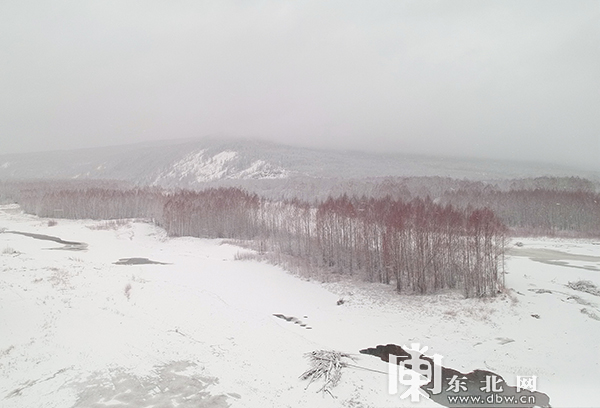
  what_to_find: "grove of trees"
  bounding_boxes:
[3,175,598,297]
[1,181,508,298]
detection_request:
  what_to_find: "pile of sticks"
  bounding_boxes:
[300,350,355,397]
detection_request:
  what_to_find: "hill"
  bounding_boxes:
[1,137,596,188]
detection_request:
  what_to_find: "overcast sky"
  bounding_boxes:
[1,0,598,170]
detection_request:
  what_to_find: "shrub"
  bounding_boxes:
[87,219,130,230]
[567,280,600,296]
[124,283,132,300]
[2,246,16,255]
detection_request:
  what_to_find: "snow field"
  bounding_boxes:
[1,205,599,407]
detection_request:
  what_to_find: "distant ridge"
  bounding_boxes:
[0,137,596,187]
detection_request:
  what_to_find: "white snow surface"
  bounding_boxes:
[1,205,599,407]
[152,149,288,184]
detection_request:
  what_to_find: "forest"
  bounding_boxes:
[1,175,598,298]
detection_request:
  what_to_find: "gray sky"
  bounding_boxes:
[1,0,599,170]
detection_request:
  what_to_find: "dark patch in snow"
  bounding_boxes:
[360,344,551,408]
[566,295,593,306]
[580,308,600,321]
[507,247,600,271]
[114,257,170,265]
[272,314,312,329]
[4,230,88,250]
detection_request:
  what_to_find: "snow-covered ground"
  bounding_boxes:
[1,204,599,407]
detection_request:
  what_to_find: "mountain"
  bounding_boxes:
[0,137,596,188]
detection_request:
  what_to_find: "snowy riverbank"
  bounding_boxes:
[1,205,599,407]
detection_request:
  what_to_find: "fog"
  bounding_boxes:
[1,0,598,171]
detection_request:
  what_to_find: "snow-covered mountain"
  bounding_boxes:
[0,137,596,188]
[151,148,289,186]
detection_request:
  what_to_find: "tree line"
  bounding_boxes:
[0,181,506,297]
[441,188,600,236]
[3,176,598,238]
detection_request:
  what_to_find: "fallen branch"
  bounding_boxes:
[299,350,356,397]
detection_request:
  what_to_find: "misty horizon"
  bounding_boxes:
[1,1,599,171]
[0,134,596,175]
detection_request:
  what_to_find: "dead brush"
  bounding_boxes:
[233,251,260,261]
[124,283,132,300]
[568,280,600,297]
[2,246,17,255]
[300,350,355,397]
[87,219,130,230]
